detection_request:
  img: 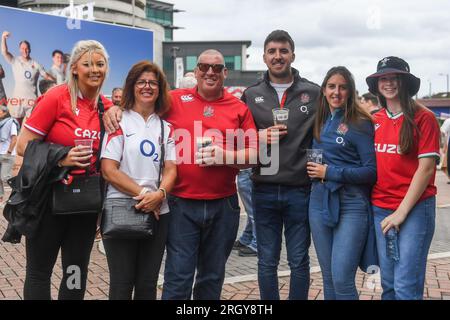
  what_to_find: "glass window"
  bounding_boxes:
[186,56,197,71]
[234,56,242,70]
[224,56,235,70]
[164,28,173,41]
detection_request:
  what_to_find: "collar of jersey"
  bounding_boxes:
[330,107,343,120]
[192,86,226,103]
[129,109,157,122]
[385,108,403,120]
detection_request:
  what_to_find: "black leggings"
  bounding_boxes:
[24,211,98,300]
[102,213,169,300]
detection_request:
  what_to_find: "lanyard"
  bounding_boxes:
[280,90,288,109]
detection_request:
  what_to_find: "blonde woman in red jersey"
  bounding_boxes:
[366,56,440,300]
[15,40,112,300]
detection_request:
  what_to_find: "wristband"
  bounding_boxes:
[158,187,167,199]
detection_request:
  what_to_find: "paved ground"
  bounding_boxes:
[0,170,449,300]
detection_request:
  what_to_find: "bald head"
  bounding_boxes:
[197,49,225,65]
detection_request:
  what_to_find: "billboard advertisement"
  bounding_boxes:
[0,5,154,118]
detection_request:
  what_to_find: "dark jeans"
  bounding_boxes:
[253,183,311,300]
[24,210,98,300]
[103,213,169,300]
[162,194,240,300]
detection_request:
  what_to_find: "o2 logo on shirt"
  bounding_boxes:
[140,140,159,162]
[24,71,32,79]
[336,136,345,146]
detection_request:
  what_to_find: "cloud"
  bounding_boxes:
[168,0,450,97]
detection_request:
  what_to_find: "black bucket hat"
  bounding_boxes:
[366,56,420,97]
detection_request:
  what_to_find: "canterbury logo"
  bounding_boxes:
[181,94,194,102]
[375,143,401,154]
[255,96,264,103]
[374,124,381,131]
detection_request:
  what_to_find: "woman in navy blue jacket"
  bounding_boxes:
[307,66,377,300]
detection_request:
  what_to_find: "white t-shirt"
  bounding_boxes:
[49,65,65,85]
[441,118,450,136]
[101,110,176,214]
[0,118,18,154]
[7,56,46,118]
[270,81,293,104]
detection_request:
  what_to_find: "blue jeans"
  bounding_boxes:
[309,183,369,300]
[253,183,311,300]
[373,196,436,300]
[237,169,257,251]
[162,194,240,300]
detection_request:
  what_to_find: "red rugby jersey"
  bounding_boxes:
[372,107,440,210]
[166,87,257,200]
[25,84,112,170]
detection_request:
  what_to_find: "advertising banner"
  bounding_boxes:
[0,5,154,118]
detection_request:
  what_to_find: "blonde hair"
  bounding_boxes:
[67,40,109,113]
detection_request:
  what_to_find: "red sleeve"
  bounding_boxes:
[24,88,60,136]
[417,110,440,159]
[101,95,113,111]
[239,104,258,150]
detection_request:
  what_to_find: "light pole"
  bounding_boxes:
[439,73,449,97]
[428,79,432,98]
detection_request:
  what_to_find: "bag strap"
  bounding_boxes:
[157,118,165,188]
[96,96,106,173]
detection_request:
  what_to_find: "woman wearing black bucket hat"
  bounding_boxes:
[367,56,440,300]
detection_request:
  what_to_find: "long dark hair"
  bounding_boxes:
[377,74,420,154]
[121,61,171,116]
[314,66,372,141]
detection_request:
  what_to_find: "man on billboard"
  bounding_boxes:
[1,31,55,120]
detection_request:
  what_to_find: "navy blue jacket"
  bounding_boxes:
[312,109,376,225]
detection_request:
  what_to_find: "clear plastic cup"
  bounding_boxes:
[74,139,94,152]
[306,149,323,164]
[272,108,289,127]
[196,137,213,164]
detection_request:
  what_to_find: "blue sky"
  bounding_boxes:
[0,5,153,97]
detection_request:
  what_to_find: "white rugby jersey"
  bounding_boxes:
[101,110,176,214]
[9,56,46,99]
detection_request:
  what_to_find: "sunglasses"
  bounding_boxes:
[197,63,225,73]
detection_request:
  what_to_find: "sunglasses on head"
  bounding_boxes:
[197,63,225,73]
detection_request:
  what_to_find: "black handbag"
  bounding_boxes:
[51,97,106,215]
[101,118,165,239]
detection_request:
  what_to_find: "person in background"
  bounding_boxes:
[360,92,380,115]
[440,117,450,183]
[38,79,57,96]
[366,56,440,300]
[178,72,197,89]
[307,66,376,300]
[233,168,257,257]
[101,61,177,300]
[48,49,66,85]
[15,40,112,300]
[0,105,18,206]
[111,87,123,106]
